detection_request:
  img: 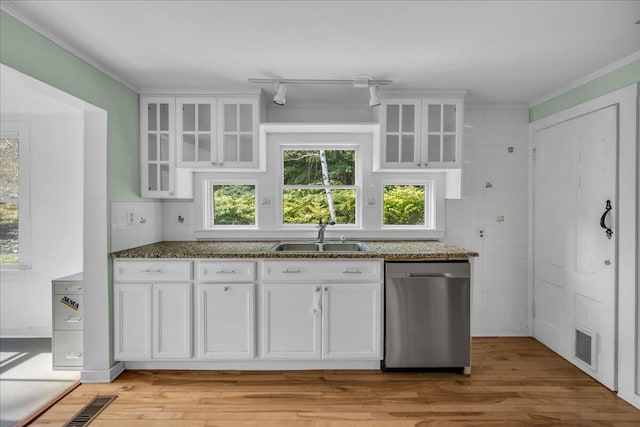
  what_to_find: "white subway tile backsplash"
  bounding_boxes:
[445,106,529,336]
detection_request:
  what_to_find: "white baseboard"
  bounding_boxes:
[0,327,50,338]
[123,359,381,370]
[80,361,125,383]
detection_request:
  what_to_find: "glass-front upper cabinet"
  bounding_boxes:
[218,98,259,168]
[377,96,463,170]
[380,99,421,168]
[176,98,216,167]
[424,100,462,166]
[141,97,175,198]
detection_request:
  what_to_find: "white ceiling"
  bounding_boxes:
[2,0,639,105]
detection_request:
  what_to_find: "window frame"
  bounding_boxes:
[380,179,435,230]
[278,143,361,229]
[201,178,258,230]
[0,120,31,270]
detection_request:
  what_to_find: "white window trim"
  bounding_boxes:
[380,180,436,230]
[279,144,361,229]
[202,178,259,230]
[0,120,31,270]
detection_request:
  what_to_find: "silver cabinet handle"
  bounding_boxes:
[142,268,162,273]
[64,287,83,291]
[65,352,82,359]
[64,317,82,323]
[216,270,236,274]
[342,269,362,274]
[407,272,452,278]
[283,268,302,274]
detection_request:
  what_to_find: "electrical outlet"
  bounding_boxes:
[261,197,273,208]
[127,210,135,225]
[476,227,486,240]
[496,215,505,223]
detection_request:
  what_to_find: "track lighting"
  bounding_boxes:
[273,83,287,106]
[368,85,381,107]
[249,76,391,107]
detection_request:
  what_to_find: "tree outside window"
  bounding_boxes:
[0,136,19,264]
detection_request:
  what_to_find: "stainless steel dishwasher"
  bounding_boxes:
[383,261,470,371]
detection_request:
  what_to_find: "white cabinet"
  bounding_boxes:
[114,260,194,361]
[153,283,193,359]
[262,284,322,359]
[114,283,152,360]
[52,273,83,370]
[322,283,382,359]
[199,260,256,359]
[261,260,383,360]
[376,95,464,170]
[140,97,177,198]
[140,93,264,199]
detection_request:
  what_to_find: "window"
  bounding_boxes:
[203,181,256,228]
[282,149,357,225]
[0,122,30,268]
[382,183,433,227]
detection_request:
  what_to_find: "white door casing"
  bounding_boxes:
[533,106,617,390]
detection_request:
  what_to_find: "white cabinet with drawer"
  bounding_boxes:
[199,260,256,360]
[261,260,383,360]
[113,260,193,361]
[52,273,83,370]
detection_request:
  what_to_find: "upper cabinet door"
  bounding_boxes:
[380,99,422,169]
[140,97,176,198]
[217,98,259,169]
[423,99,463,167]
[176,98,217,167]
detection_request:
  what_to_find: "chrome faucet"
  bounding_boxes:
[317,218,336,243]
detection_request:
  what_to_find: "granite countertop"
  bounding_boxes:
[110,240,478,261]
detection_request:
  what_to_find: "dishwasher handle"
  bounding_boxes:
[406,272,453,278]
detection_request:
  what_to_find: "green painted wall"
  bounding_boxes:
[0,10,141,202]
[529,59,640,122]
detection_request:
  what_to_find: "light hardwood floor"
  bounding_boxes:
[31,338,640,426]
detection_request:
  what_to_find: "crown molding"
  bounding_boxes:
[529,50,640,108]
[1,2,139,92]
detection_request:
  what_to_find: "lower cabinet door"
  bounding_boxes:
[199,283,255,359]
[322,283,382,359]
[262,284,321,359]
[114,283,152,360]
[153,283,193,359]
[53,330,83,368]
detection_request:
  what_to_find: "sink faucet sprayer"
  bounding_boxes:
[317,218,336,243]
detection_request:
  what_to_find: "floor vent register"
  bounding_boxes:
[64,395,117,426]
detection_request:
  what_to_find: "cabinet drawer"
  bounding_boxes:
[263,260,382,282]
[200,261,256,282]
[53,282,83,295]
[53,295,83,330]
[53,331,83,368]
[114,260,193,281]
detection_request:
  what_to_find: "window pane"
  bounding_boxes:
[443,104,456,132]
[198,134,211,162]
[239,134,253,162]
[0,137,19,264]
[224,104,237,132]
[147,104,157,131]
[428,104,441,132]
[182,134,195,161]
[224,134,238,162]
[401,135,414,162]
[283,189,356,225]
[213,185,255,225]
[386,105,399,132]
[159,134,170,161]
[148,134,157,161]
[401,104,415,132]
[283,150,355,185]
[198,104,211,131]
[428,135,441,162]
[383,185,425,225]
[160,164,170,191]
[182,104,195,131]
[239,104,252,132]
[159,104,169,131]
[443,135,456,162]
[148,164,158,191]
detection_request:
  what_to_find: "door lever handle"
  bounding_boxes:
[600,199,613,240]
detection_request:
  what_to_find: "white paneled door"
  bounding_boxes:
[533,106,617,390]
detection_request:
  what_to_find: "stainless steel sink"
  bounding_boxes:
[271,241,369,252]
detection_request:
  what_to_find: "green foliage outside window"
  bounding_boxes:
[283,189,356,225]
[213,185,255,225]
[1,137,19,264]
[383,185,426,225]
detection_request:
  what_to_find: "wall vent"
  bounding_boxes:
[574,325,597,370]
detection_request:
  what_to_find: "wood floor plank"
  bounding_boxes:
[31,338,640,426]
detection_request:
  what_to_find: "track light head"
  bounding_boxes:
[368,85,381,107]
[273,83,287,106]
